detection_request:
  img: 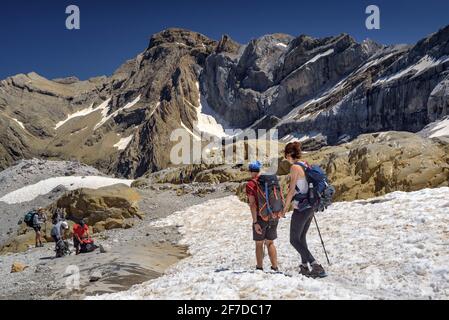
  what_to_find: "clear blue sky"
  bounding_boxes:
[1,0,448,80]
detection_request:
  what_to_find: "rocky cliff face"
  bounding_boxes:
[1,26,448,178]
[202,25,449,147]
[0,29,217,176]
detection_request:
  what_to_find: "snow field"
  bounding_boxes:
[0,176,134,204]
[91,188,449,300]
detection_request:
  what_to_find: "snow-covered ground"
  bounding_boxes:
[91,188,449,300]
[0,176,134,204]
[429,117,449,138]
[418,116,449,139]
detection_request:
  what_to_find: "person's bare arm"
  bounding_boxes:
[282,165,304,215]
[248,195,262,235]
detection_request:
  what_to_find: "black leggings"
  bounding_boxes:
[290,208,316,264]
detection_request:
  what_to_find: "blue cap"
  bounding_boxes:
[248,160,262,172]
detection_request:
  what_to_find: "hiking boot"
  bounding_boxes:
[299,264,310,277]
[271,266,279,272]
[309,264,327,278]
[256,266,264,271]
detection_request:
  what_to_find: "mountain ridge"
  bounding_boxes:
[1,25,448,177]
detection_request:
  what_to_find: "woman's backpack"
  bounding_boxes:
[295,162,335,212]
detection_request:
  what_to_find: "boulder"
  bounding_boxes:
[54,184,142,226]
[89,270,102,282]
[194,167,251,184]
[99,244,110,253]
[93,221,106,234]
[11,262,28,273]
[131,179,150,189]
[104,218,125,230]
[1,233,38,254]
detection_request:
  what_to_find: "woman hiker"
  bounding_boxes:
[282,142,327,278]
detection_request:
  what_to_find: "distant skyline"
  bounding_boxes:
[1,0,449,80]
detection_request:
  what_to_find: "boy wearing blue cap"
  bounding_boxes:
[245,161,279,272]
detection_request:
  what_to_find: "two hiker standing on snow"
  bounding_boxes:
[246,141,334,278]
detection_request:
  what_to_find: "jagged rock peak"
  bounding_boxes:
[361,38,385,55]
[52,76,80,84]
[216,34,241,54]
[410,23,449,58]
[148,28,216,49]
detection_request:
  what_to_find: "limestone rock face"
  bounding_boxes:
[201,33,373,127]
[54,184,142,226]
[237,132,449,202]
[275,26,449,146]
[1,233,37,254]
[202,25,449,148]
[0,29,217,177]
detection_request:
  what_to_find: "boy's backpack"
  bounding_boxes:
[24,210,37,227]
[80,239,97,253]
[251,174,285,221]
[55,240,71,258]
[295,162,335,212]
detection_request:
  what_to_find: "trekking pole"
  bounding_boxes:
[313,215,331,265]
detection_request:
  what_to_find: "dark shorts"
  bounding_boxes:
[33,226,41,232]
[73,237,81,248]
[253,219,279,241]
